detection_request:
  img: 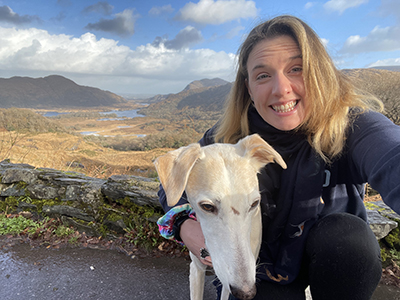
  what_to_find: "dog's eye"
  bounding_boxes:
[200,203,215,213]
[250,200,260,210]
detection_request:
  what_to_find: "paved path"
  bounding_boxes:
[0,243,399,300]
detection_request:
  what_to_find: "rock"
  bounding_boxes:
[1,168,39,184]
[365,200,400,239]
[63,185,82,201]
[366,201,400,221]
[18,201,38,211]
[367,211,398,240]
[26,184,59,199]
[42,205,94,222]
[101,175,160,207]
[0,159,35,170]
[61,216,99,237]
[0,160,163,237]
[104,219,127,234]
[66,162,85,169]
[79,180,105,207]
[0,184,26,197]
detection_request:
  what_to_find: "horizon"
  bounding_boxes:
[0,0,398,95]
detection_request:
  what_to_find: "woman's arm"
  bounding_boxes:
[348,111,400,213]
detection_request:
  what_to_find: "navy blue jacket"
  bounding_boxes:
[158,107,400,283]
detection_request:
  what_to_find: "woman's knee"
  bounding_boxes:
[306,212,380,259]
[305,213,382,299]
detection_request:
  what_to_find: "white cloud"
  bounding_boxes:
[225,25,245,39]
[304,2,315,9]
[0,26,235,91]
[367,57,400,67]
[323,0,368,14]
[177,0,258,25]
[341,25,400,54]
[149,5,174,16]
[320,38,329,48]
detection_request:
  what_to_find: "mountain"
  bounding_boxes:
[370,66,400,72]
[182,78,229,91]
[0,75,127,108]
[142,78,230,105]
[343,68,400,123]
[177,83,232,111]
[139,78,232,118]
[143,69,400,123]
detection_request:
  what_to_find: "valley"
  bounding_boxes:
[1,68,399,181]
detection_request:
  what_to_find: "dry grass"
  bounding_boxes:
[0,130,172,179]
[0,110,185,179]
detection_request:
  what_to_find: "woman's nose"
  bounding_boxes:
[271,73,292,97]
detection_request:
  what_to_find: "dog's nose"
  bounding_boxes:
[230,284,257,300]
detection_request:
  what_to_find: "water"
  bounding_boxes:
[79,130,146,138]
[80,131,100,136]
[42,109,145,120]
[98,109,145,121]
[42,111,69,117]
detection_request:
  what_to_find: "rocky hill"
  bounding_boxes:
[0,75,127,108]
[142,68,400,124]
[182,78,229,91]
[371,66,400,72]
[344,68,400,123]
[143,78,230,105]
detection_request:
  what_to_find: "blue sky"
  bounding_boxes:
[0,0,398,96]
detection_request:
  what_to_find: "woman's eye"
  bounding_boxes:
[256,73,270,80]
[200,203,216,212]
[291,67,303,73]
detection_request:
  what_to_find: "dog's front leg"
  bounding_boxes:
[189,252,206,300]
[221,286,230,300]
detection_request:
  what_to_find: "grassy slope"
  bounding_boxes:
[0,114,177,178]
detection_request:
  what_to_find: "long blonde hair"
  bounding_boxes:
[215,15,383,162]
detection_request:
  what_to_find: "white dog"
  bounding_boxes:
[155,134,286,300]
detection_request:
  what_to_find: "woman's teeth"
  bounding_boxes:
[272,101,298,113]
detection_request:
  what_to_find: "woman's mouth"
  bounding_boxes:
[271,100,299,113]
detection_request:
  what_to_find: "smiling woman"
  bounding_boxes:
[245,36,307,131]
[156,15,400,300]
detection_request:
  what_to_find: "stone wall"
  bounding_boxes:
[0,159,162,237]
[0,159,399,240]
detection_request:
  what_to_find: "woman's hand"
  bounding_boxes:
[180,218,213,267]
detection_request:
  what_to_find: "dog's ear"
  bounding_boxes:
[239,134,287,170]
[154,143,203,206]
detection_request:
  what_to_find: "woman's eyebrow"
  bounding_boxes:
[290,54,302,60]
[250,54,302,73]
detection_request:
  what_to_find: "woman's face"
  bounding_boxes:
[246,35,307,131]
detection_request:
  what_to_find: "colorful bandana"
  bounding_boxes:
[157,204,197,245]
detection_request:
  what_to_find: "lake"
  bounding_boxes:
[42,111,70,117]
[42,109,145,120]
[98,109,145,121]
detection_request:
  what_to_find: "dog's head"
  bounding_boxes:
[154,133,286,298]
